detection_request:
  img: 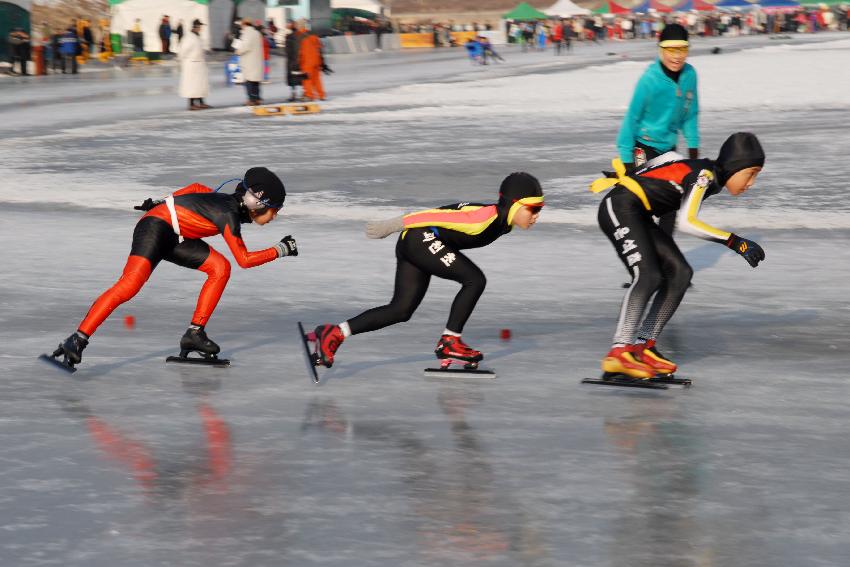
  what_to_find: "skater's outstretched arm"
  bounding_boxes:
[675,170,731,244]
[220,225,287,269]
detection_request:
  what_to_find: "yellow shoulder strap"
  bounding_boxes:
[589,158,652,212]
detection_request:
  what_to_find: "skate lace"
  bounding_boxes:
[443,337,476,355]
[322,329,341,353]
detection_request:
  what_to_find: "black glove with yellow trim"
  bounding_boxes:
[726,233,764,268]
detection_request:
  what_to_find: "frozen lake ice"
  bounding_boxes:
[1,34,849,566]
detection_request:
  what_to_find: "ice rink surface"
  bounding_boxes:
[2,35,850,566]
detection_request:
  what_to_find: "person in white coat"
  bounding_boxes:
[235,19,264,106]
[178,19,210,110]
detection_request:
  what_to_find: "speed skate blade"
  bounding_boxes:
[39,353,77,374]
[650,373,692,387]
[424,367,496,379]
[297,322,320,384]
[166,356,230,368]
[581,374,668,390]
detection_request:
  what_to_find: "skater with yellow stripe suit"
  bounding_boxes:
[592,132,766,380]
[311,172,544,369]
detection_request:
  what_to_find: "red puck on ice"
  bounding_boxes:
[124,315,136,329]
[500,329,511,340]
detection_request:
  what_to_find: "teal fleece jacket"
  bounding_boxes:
[616,60,699,164]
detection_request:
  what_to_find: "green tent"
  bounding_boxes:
[591,1,611,14]
[503,2,549,20]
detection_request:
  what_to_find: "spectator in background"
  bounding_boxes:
[8,27,30,75]
[256,20,271,82]
[178,19,210,111]
[159,15,172,54]
[480,35,504,63]
[616,23,699,236]
[175,20,184,45]
[59,24,80,74]
[131,18,144,53]
[552,19,564,54]
[81,18,94,57]
[374,18,384,52]
[235,18,264,105]
[299,26,331,101]
[50,29,61,72]
[284,20,306,101]
[464,36,483,64]
[536,21,547,51]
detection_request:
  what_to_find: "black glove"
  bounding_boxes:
[688,148,699,159]
[321,63,333,75]
[133,198,162,211]
[726,233,764,268]
[274,235,298,258]
[623,162,636,175]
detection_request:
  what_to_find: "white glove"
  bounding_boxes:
[365,215,405,239]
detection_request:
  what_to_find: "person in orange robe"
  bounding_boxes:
[299,30,330,101]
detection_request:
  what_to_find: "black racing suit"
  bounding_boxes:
[347,203,512,336]
[598,154,731,345]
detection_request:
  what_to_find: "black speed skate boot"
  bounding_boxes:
[435,334,483,369]
[179,325,220,359]
[40,332,89,373]
[167,325,229,366]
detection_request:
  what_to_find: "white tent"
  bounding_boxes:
[109,0,242,51]
[544,0,591,16]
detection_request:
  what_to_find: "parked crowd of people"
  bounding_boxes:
[176,17,330,111]
[504,6,850,48]
[4,17,105,75]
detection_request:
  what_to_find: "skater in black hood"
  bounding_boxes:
[42,167,299,372]
[309,172,544,371]
[588,132,765,383]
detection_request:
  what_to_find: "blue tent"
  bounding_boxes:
[628,0,652,13]
[715,0,755,7]
[759,0,799,6]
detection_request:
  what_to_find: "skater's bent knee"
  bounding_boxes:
[201,253,231,280]
[633,271,663,294]
[464,273,487,292]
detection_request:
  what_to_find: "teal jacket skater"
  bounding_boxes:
[616,60,699,164]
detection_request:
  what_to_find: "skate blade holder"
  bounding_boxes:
[166,352,230,368]
[581,372,668,390]
[649,373,692,387]
[296,322,321,384]
[304,332,322,367]
[424,358,495,379]
[252,103,320,117]
[38,347,77,374]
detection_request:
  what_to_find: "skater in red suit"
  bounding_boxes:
[310,172,544,369]
[45,167,298,370]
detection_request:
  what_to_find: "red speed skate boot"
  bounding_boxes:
[601,345,656,380]
[634,339,677,375]
[435,334,484,365]
[314,324,345,368]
